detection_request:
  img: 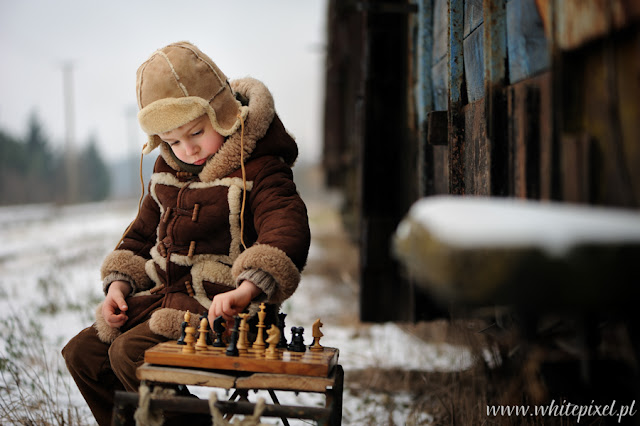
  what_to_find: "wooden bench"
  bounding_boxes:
[112,342,344,425]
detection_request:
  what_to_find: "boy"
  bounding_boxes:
[62,41,310,426]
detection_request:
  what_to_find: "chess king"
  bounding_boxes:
[62,41,310,426]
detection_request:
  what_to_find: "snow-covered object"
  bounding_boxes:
[394,196,640,311]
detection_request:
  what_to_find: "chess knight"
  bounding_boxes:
[93,44,310,343]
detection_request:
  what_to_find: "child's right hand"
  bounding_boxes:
[102,280,132,328]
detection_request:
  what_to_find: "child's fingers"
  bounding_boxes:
[112,293,128,312]
[105,312,128,328]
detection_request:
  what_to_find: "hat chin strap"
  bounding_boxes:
[238,112,247,251]
[114,145,147,250]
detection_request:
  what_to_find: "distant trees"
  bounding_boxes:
[0,112,111,205]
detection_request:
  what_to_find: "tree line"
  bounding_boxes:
[0,113,111,205]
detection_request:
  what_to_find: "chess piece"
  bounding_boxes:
[182,325,196,354]
[252,303,267,352]
[212,316,227,347]
[225,316,240,357]
[288,326,306,352]
[177,311,191,345]
[198,314,213,346]
[310,318,324,352]
[237,313,251,355]
[265,324,281,360]
[196,317,210,351]
[277,312,288,349]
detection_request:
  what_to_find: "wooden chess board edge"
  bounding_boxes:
[144,341,339,378]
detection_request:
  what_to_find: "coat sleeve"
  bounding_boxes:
[100,189,160,295]
[231,158,310,305]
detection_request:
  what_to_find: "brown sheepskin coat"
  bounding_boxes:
[94,78,310,343]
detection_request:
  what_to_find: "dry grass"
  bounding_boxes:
[0,315,90,425]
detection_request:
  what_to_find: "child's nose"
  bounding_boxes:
[185,143,199,156]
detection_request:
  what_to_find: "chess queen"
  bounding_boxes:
[61,41,310,426]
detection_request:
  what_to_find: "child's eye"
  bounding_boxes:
[192,130,203,137]
[168,140,180,146]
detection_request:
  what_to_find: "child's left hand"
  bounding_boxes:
[209,280,262,325]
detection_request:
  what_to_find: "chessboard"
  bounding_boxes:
[144,342,339,378]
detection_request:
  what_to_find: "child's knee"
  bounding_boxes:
[62,326,104,375]
[108,334,137,372]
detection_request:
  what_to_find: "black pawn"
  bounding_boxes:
[277,312,288,349]
[288,326,306,352]
[225,316,240,357]
[212,316,226,348]
[177,319,189,345]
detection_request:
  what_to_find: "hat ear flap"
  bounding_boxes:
[142,135,162,155]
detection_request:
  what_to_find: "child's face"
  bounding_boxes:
[159,115,224,165]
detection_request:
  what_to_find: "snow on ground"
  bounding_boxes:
[0,196,471,425]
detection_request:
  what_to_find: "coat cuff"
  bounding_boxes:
[100,250,151,294]
[237,269,275,302]
[102,272,134,296]
[231,244,300,305]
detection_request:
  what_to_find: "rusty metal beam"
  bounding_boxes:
[448,0,465,194]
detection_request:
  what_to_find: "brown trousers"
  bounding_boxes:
[62,321,168,426]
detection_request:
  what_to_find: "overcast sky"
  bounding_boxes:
[0,1,327,164]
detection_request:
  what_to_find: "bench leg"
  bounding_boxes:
[267,389,291,426]
[112,390,136,426]
[325,365,344,426]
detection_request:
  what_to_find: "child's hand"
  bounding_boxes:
[209,280,262,325]
[102,280,131,328]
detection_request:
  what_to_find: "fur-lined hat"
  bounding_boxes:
[136,41,249,154]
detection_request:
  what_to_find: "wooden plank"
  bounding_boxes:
[507,82,542,199]
[506,0,549,84]
[432,0,449,63]
[432,145,450,194]
[431,57,449,111]
[136,364,236,388]
[561,132,594,203]
[463,99,490,195]
[546,0,640,51]
[463,24,485,102]
[464,0,484,37]
[235,373,336,392]
[536,72,554,201]
[483,0,509,196]
[144,341,339,378]
[136,363,336,393]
